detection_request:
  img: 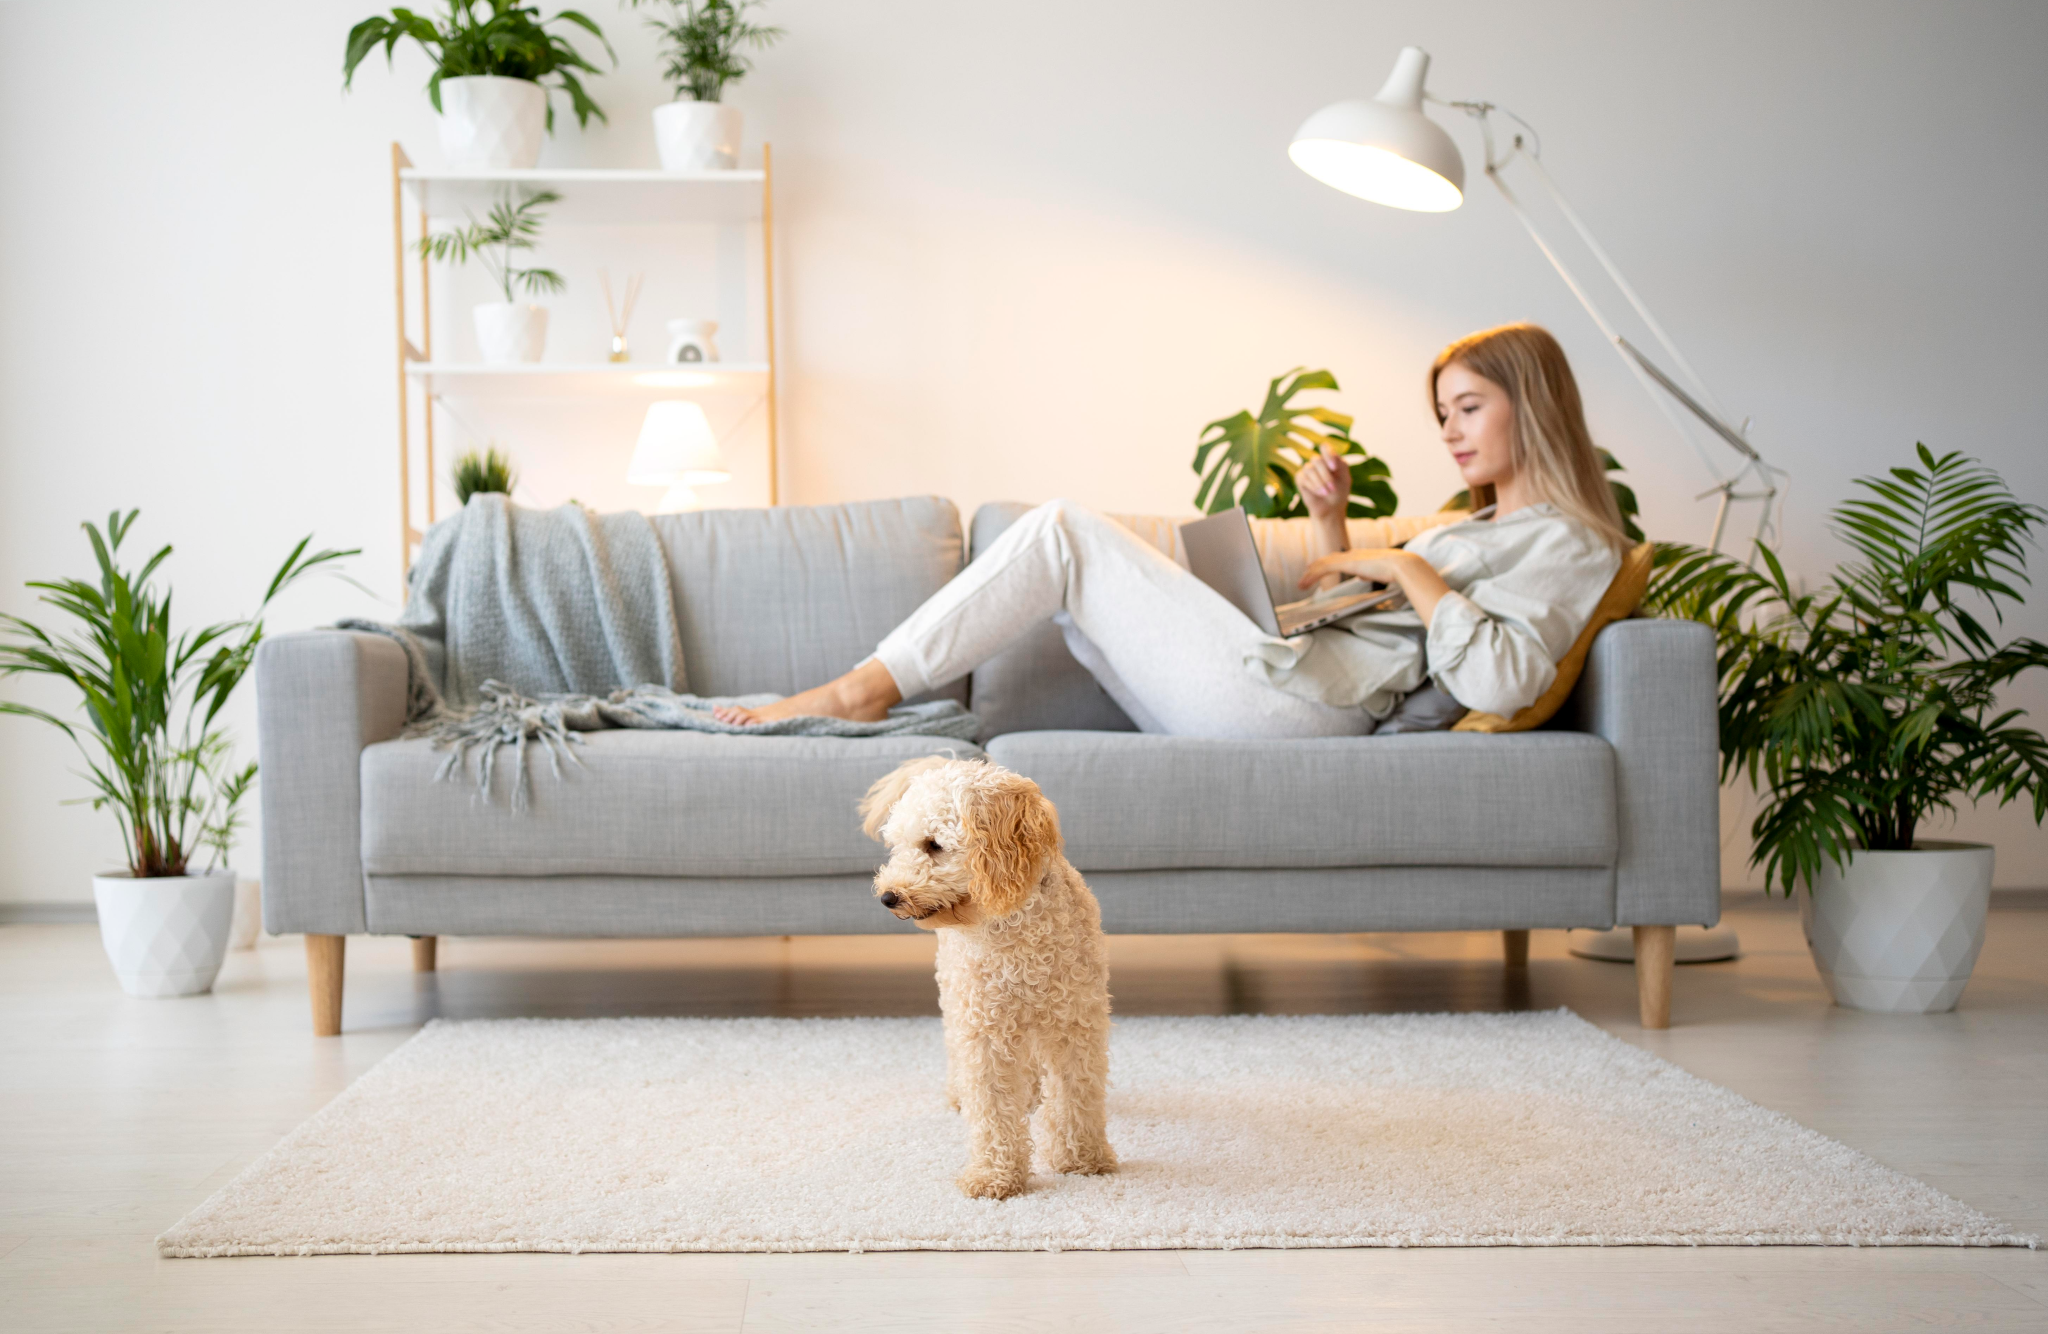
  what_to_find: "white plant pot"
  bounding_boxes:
[437,75,547,170]
[1800,840,1994,1013]
[92,870,236,998]
[653,100,743,171]
[474,302,548,364]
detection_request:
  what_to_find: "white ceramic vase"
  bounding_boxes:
[437,75,548,170]
[474,302,548,363]
[653,100,743,170]
[92,870,236,998]
[1800,840,1994,1013]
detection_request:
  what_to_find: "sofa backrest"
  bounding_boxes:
[653,497,967,702]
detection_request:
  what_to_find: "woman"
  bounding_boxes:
[715,323,1630,738]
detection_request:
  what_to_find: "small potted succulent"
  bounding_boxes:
[1651,446,2046,1012]
[453,446,519,503]
[419,189,566,362]
[630,0,783,171]
[344,1,615,170]
[0,514,350,997]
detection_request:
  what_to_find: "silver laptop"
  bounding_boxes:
[1180,507,1402,637]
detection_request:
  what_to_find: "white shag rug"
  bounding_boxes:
[159,1011,2033,1256]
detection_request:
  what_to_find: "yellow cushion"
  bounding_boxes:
[1450,542,1656,734]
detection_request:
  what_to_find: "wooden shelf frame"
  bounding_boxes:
[390,143,781,576]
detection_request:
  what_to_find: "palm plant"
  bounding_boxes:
[629,0,784,103]
[418,190,565,303]
[453,446,519,503]
[1193,368,1398,520]
[0,513,353,878]
[1648,445,2047,892]
[343,1,615,130]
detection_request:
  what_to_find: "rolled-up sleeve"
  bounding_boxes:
[1419,516,1621,717]
[1426,590,1560,717]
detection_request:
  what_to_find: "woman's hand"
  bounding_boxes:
[1300,548,1454,628]
[1297,444,1351,523]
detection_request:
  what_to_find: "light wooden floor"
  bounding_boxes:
[4,893,2044,1332]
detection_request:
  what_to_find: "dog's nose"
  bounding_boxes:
[879,891,901,908]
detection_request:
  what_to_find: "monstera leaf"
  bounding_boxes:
[1193,368,1397,520]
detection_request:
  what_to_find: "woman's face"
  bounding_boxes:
[1435,361,1517,492]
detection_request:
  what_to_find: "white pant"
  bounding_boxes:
[871,500,1375,739]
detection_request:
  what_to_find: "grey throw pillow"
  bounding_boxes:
[1372,683,1469,734]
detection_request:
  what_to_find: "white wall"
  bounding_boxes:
[2,0,2043,902]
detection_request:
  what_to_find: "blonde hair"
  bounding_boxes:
[1430,323,1631,554]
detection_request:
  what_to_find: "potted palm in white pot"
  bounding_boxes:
[344,1,614,169]
[0,513,350,997]
[1652,446,2046,1012]
[632,0,783,170]
[420,190,566,362]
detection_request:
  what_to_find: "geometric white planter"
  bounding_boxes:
[1800,840,1995,1014]
[473,302,549,363]
[653,100,743,171]
[437,75,547,170]
[91,869,236,998]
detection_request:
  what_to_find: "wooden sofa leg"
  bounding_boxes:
[1502,929,1530,969]
[306,934,345,1036]
[411,936,438,973]
[1634,925,1674,1029]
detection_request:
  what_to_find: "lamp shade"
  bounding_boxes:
[627,400,729,487]
[1289,46,1465,212]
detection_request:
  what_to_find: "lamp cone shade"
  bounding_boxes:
[1289,46,1465,212]
[628,400,730,487]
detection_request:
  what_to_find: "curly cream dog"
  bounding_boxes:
[860,756,1117,1200]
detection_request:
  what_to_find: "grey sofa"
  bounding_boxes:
[257,497,1720,1035]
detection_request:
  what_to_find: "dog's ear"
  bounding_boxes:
[962,768,1061,920]
[858,756,955,841]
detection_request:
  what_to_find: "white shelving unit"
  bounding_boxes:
[389,143,780,572]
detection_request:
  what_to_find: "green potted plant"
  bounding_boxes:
[629,0,784,170]
[344,1,615,170]
[419,189,566,362]
[1192,368,1398,519]
[1650,445,2046,1012]
[453,446,519,502]
[0,513,351,997]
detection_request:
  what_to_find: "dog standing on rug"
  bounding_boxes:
[859,756,1118,1200]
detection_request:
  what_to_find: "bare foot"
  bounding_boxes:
[711,659,903,726]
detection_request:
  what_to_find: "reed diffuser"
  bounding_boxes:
[600,269,643,362]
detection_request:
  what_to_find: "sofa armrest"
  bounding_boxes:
[1555,618,1721,927]
[257,630,409,935]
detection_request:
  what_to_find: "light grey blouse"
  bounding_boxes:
[1244,502,1623,719]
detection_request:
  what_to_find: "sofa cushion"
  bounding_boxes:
[362,731,985,878]
[652,497,965,701]
[985,731,1616,871]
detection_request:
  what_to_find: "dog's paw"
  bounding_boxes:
[956,1165,1028,1200]
[1047,1143,1119,1176]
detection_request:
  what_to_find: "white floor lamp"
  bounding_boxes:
[1291,47,1754,962]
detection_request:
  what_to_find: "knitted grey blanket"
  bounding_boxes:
[338,496,977,805]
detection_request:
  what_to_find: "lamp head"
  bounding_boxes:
[627,400,730,488]
[1289,46,1465,212]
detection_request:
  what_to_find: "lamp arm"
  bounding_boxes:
[1443,101,1788,552]
[1480,158,1733,483]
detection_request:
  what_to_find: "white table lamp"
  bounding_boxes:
[628,400,730,513]
[1291,46,1781,556]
